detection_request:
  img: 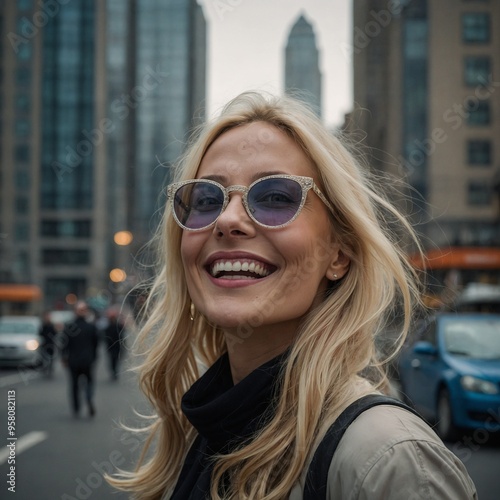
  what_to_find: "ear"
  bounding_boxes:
[325,250,350,281]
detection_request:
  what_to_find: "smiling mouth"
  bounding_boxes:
[208,260,276,280]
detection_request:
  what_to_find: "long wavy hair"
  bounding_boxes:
[108,92,423,499]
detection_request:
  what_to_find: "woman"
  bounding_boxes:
[110,92,477,499]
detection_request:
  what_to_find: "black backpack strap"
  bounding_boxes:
[303,394,422,500]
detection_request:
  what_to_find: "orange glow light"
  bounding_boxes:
[114,231,133,246]
[66,293,78,305]
[109,268,127,283]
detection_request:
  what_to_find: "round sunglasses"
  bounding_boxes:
[167,174,333,231]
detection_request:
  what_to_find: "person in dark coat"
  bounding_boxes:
[39,311,58,376]
[61,301,99,417]
[103,310,126,380]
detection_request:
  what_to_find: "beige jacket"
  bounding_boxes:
[289,405,478,499]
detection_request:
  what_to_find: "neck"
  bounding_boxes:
[223,322,297,384]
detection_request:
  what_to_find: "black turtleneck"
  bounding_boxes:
[171,351,287,499]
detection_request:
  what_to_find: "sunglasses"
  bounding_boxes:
[167,174,333,231]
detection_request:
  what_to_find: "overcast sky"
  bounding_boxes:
[201,0,353,128]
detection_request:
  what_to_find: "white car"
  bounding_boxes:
[0,316,42,368]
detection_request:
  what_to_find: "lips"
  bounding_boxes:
[206,254,277,280]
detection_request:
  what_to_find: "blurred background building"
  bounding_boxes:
[0,0,206,311]
[349,0,500,296]
[284,13,322,118]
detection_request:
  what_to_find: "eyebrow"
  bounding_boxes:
[199,170,289,185]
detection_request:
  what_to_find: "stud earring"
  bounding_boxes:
[189,302,196,321]
[333,274,338,280]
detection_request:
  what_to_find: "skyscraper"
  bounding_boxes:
[351,0,500,285]
[0,0,207,308]
[284,13,322,118]
[133,0,206,243]
[106,0,207,286]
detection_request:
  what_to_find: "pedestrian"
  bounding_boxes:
[61,301,99,418]
[103,309,126,381]
[108,92,477,499]
[39,311,58,377]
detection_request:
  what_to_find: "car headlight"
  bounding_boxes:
[460,375,499,395]
[25,339,39,351]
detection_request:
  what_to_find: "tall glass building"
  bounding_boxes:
[106,0,207,285]
[0,0,206,308]
[39,0,106,305]
[134,0,206,242]
[284,14,322,118]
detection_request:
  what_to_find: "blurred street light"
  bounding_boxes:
[114,231,134,246]
[110,268,127,283]
[65,293,78,305]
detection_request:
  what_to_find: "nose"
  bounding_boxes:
[214,192,255,238]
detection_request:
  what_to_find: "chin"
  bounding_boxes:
[204,311,248,330]
[199,305,257,333]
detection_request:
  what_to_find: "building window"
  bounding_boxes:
[462,12,490,43]
[14,144,30,163]
[466,100,491,125]
[15,67,31,87]
[15,170,30,189]
[464,56,490,86]
[17,43,32,61]
[15,119,30,137]
[40,220,92,238]
[17,0,32,10]
[15,222,30,241]
[45,277,87,305]
[42,249,90,266]
[15,196,29,214]
[467,181,492,205]
[467,140,491,165]
[15,94,30,113]
[14,251,30,280]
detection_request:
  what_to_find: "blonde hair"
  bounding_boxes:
[109,92,423,499]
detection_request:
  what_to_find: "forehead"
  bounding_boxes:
[197,121,316,180]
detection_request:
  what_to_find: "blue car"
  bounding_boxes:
[398,313,500,441]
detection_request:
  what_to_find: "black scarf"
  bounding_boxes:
[171,351,288,499]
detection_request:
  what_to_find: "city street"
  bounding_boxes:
[0,346,149,500]
[1,348,499,499]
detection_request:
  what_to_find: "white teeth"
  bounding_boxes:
[209,260,271,278]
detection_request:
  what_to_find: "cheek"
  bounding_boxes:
[279,225,336,276]
[180,233,203,280]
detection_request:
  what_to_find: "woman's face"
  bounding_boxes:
[181,121,349,339]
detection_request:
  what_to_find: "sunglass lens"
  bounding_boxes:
[248,178,302,226]
[174,182,224,229]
